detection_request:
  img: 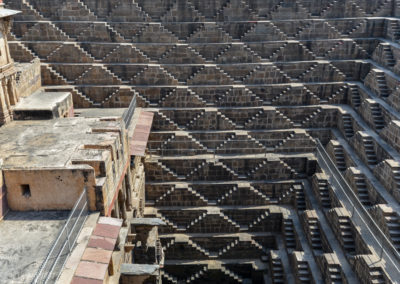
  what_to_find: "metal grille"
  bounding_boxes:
[32,188,89,284]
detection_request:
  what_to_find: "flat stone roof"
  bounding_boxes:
[0,211,69,284]
[131,218,165,226]
[74,108,126,118]
[120,263,159,276]
[14,91,71,111]
[0,118,123,169]
[0,8,20,18]
[75,108,141,134]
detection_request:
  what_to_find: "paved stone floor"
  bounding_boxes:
[0,211,69,284]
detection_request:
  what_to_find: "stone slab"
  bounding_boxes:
[93,223,120,239]
[75,261,108,281]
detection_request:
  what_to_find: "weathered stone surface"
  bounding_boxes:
[4,0,400,282]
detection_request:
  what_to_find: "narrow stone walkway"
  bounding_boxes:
[302,180,358,283]
[284,207,324,283]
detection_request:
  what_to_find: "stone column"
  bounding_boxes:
[124,172,133,211]
[7,74,17,105]
[131,218,165,265]
[118,189,128,225]
[0,78,10,125]
[0,17,13,65]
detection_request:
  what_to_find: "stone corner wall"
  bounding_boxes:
[15,58,41,99]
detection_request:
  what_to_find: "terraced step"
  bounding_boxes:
[295,184,307,211]
[369,102,385,130]
[296,260,312,283]
[317,179,331,209]
[353,175,371,206]
[283,219,296,250]
[382,46,396,67]
[350,86,361,108]
[307,218,323,252]
[278,185,295,204]
[342,113,354,138]
[161,271,179,284]
[361,136,378,165]
[337,216,356,254]
[390,21,400,40]
[332,144,347,171]
[383,212,400,252]
[270,254,285,284]
[374,71,390,98]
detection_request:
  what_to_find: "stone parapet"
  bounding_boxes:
[344,167,383,206]
[316,253,348,284]
[380,120,400,153]
[373,159,400,202]
[352,254,392,284]
[14,59,41,98]
[289,251,315,284]
[326,207,370,256]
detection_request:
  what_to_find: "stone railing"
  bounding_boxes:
[315,139,400,277]
[32,188,88,284]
